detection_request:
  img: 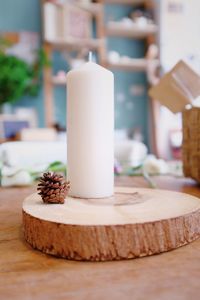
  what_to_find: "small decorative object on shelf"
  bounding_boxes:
[37,172,70,204]
[106,18,157,38]
[130,10,154,27]
[43,1,92,42]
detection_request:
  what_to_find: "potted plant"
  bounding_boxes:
[0,37,49,110]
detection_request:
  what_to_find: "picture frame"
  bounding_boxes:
[63,3,92,40]
[43,2,92,42]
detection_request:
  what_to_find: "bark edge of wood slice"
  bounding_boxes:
[22,187,200,261]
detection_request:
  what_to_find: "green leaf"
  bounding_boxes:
[142,169,157,189]
[47,161,67,176]
[0,45,51,105]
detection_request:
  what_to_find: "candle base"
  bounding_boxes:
[22,187,200,261]
[68,191,114,199]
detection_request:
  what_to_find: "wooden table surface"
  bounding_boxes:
[1,176,200,300]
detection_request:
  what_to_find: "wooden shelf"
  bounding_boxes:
[52,59,159,84]
[45,38,103,51]
[107,58,159,72]
[106,23,157,38]
[103,0,145,4]
[103,0,155,10]
[77,3,102,14]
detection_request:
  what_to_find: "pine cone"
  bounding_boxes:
[37,172,70,204]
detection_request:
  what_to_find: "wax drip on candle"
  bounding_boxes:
[88,51,93,62]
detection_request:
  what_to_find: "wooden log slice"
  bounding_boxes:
[22,187,200,261]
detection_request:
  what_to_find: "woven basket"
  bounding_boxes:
[182,107,200,182]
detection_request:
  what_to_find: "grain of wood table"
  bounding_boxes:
[1,176,200,300]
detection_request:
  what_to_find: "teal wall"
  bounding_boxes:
[0,0,148,143]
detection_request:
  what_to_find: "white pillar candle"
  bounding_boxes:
[66,61,114,198]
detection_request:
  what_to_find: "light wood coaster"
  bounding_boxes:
[22,187,200,261]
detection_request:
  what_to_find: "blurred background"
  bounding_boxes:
[0,0,200,186]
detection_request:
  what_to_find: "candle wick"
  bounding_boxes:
[88,52,93,62]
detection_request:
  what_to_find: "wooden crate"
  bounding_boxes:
[182,107,200,182]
